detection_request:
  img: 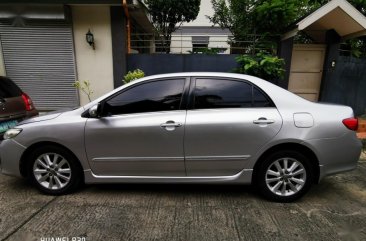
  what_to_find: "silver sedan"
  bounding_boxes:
[0,73,362,202]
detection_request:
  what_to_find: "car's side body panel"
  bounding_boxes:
[184,108,282,176]
[85,110,187,176]
[0,73,362,188]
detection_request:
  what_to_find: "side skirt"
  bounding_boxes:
[83,169,253,184]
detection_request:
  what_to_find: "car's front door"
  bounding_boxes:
[184,78,282,176]
[85,78,189,176]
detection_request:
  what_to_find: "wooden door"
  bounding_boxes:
[288,44,326,101]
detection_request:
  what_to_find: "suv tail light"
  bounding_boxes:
[342,118,358,131]
[21,93,34,111]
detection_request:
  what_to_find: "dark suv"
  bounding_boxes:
[0,76,38,137]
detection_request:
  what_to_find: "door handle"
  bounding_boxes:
[160,121,182,130]
[161,122,182,128]
[253,118,275,125]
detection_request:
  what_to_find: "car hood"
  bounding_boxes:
[18,108,72,125]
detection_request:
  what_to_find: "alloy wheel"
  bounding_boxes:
[265,158,307,197]
[32,153,72,190]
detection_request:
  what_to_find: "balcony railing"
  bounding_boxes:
[130,33,277,54]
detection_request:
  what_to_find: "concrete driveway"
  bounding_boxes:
[1,155,366,241]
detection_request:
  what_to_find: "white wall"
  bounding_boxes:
[208,36,231,54]
[170,35,231,54]
[182,0,215,27]
[170,36,193,53]
[72,5,114,106]
[0,40,6,76]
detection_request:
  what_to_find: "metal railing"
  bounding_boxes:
[129,33,277,54]
[130,33,366,57]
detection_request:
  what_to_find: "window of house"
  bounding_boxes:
[104,79,185,115]
[192,36,209,53]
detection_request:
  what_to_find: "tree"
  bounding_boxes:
[144,0,201,53]
[209,0,366,57]
[209,0,307,43]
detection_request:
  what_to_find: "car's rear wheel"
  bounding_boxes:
[27,145,82,195]
[257,150,314,202]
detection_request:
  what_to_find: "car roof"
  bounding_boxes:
[83,72,310,111]
[140,72,255,81]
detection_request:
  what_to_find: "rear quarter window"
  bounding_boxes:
[0,77,22,98]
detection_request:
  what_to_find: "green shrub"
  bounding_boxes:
[123,69,145,84]
[188,47,225,54]
[235,51,285,81]
[73,80,93,102]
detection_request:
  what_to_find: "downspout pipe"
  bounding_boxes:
[122,0,131,54]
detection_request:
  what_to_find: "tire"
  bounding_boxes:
[27,145,82,195]
[256,150,314,202]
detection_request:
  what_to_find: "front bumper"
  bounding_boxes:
[0,139,26,177]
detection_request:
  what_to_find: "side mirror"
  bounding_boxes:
[88,104,100,118]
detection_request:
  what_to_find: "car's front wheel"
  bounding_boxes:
[27,145,82,195]
[257,150,314,202]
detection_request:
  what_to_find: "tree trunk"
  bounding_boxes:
[163,34,172,54]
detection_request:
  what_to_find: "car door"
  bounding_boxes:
[184,77,282,176]
[84,77,189,176]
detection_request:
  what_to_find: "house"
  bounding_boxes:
[0,0,153,109]
[169,0,231,54]
[2,0,366,116]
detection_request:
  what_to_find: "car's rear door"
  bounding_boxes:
[184,77,282,176]
[84,77,189,176]
[0,77,26,134]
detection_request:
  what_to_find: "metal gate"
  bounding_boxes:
[0,21,78,111]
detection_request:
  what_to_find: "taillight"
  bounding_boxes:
[342,118,358,131]
[21,93,34,111]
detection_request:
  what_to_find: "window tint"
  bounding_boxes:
[0,77,22,98]
[193,78,273,109]
[194,79,252,109]
[253,86,272,107]
[104,79,185,115]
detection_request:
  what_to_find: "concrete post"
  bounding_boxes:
[110,6,127,88]
[277,37,294,89]
[319,29,341,100]
[0,40,6,76]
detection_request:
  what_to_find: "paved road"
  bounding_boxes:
[1,156,366,241]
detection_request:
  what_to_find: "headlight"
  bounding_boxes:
[3,128,22,140]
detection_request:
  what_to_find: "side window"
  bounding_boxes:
[253,86,272,107]
[104,79,185,115]
[193,78,273,109]
[194,78,252,109]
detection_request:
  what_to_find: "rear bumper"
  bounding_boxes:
[0,139,26,177]
[304,132,362,182]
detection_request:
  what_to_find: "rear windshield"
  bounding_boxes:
[0,77,22,98]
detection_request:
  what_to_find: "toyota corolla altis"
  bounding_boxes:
[0,73,362,202]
